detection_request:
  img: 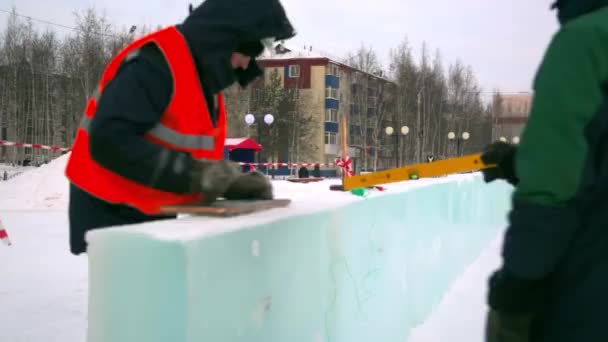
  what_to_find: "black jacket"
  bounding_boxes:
[68,0,295,255]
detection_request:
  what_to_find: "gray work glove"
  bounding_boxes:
[223,171,274,201]
[190,159,241,204]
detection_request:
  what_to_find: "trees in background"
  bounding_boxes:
[0,7,496,167]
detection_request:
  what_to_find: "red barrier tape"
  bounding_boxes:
[0,140,70,152]
[0,140,339,167]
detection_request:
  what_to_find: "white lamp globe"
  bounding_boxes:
[499,136,507,143]
[264,114,274,125]
[462,132,470,140]
[448,132,456,140]
[385,126,394,135]
[512,136,520,144]
[245,113,255,125]
[401,126,410,135]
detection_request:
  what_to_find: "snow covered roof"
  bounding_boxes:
[259,43,334,61]
[259,43,394,84]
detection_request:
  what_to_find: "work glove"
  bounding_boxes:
[480,141,518,186]
[190,159,241,205]
[485,309,535,342]
[223,171,274,201]
[485,269,547,342]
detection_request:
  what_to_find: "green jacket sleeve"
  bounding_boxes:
[515,27,608,205]
[501,24,608,281]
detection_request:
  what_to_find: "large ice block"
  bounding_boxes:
[86,175,512,342]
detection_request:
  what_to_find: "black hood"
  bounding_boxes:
[177,0,296,94]
[551,0,608,24]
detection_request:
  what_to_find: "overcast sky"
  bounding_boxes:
[2,0,559,97]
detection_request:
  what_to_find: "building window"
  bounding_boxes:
[325,132,338,145]
[289,65,300,78]
[325,86,338,99]
[326,63,340,77]
[325,109,338,122]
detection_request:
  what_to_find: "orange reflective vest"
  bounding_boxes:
[65,26,227,214]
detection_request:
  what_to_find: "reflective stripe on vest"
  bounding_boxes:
[79,115,215,151]
[91,86,102,103]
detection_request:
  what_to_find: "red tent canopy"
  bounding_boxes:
[225,138,262,152]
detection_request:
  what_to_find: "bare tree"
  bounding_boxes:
[244,69,317,169]
[0,6,132,165]
[0,5,491,169]
[224,83,252,138]
[344,45,394,171]
[389,37,419,164]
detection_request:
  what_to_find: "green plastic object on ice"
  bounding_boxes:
[350,188,367,197]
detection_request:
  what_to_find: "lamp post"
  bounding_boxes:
[498,136,520,144]
[245,112,275,173]
[385,125,409,168]
[244,112,275,134]
[448,131,470,157]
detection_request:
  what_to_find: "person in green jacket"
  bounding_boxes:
[481,1,608,341]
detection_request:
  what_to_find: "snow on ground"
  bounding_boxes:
[0,163,36,181]
[0,155,70,210]
[0,155,504,341]
[0,211,88,342]
[408,231,504,342]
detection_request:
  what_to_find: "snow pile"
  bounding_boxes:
[0,154,70,210]
[86,175,513,342]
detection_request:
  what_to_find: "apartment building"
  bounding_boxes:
[257,47,395,173]
[493,93,533,143]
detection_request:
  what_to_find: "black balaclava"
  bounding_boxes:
[551,0,608,24]
[177,0,296,94]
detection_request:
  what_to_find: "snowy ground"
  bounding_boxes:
[408,233,503,342]
[0,155,504,342]
[0,163,35,181]
[0,211,88,342]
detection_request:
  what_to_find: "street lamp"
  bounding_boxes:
[245,113,275,129]
[512,136,520,144]
[245,113,275,125]
[245,113,255,126]
[264,114,274,125]
[245,112,275,172]
[448,131,470,157]
[386,125,409,168]
[499,136,508,143]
